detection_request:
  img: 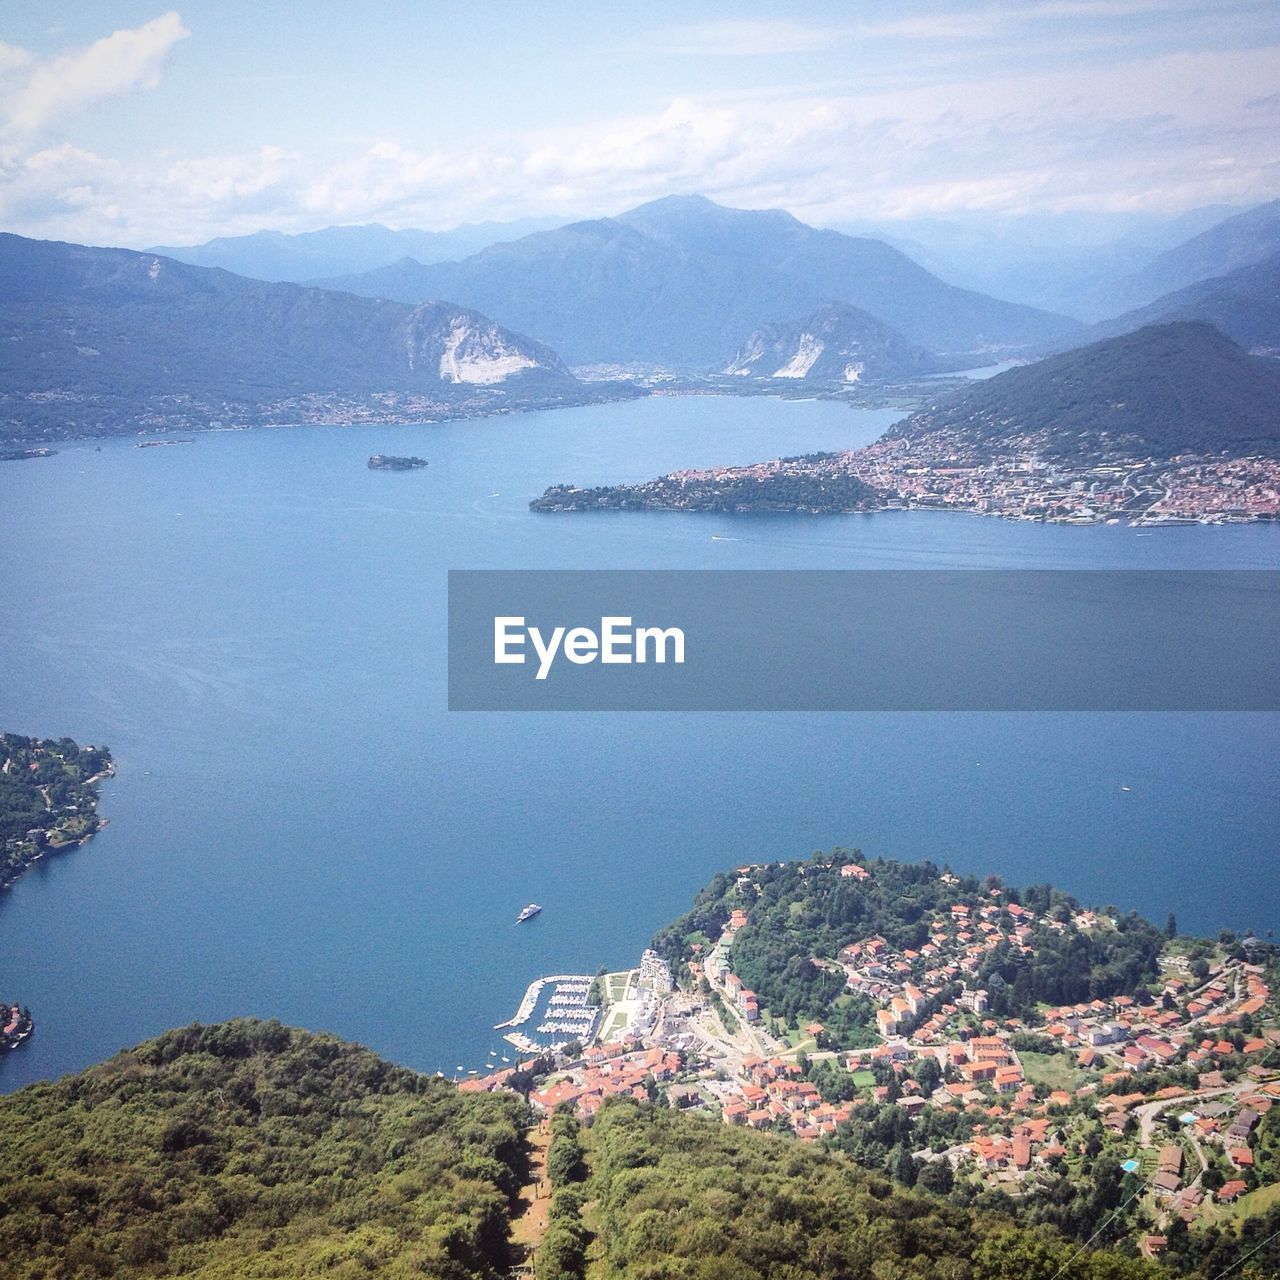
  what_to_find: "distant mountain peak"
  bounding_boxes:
[1083,246,1280,357]
[145,215,573,284]
[1099,197,1280,315]
[625,193,721,211]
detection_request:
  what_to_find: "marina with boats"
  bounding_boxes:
[494,973,599,1054]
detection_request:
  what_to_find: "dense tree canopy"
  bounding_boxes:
[587,1099,1161,1280]
[655,852,1164,1047]
[0,1019,527,1280]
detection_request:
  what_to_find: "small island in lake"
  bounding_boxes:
[368,454,428,471]
[0,448,56,462]
[0,732,113,892]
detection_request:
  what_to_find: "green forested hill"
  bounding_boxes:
[583,1099,1161,1280]
[653,852,1165,1047]
[0,1020,526,1280]
[891,322,1280,461]
[1,1019,1269,1278]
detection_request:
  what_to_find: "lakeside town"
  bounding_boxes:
[636,434,1280,526]
[462,858,1280,1255]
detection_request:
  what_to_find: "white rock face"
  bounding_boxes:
[723,333,767,375]
[722,302,932,384]
[435,317,538,385]
[772,332,824,378]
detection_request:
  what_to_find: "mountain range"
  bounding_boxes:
[316,195,1082,368]
[1082,248,1280,356]
[147,216,568,283]
[836,205,1242,319]
[1097,198,1280,317]
[9,194,1280,445]
[0,234,583,442]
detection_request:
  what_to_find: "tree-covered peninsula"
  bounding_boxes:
[0,732,112,891]
[653,852,1169,1048]
[531,459,886,513]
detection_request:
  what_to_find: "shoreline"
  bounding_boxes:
[0,386,650,453]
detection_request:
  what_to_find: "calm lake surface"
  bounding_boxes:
[1,394,1278,1090]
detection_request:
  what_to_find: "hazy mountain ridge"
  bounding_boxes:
[1098,199,1280,316]
[1082,249,1280,355]
[618,196,1081,355]
[0,234,586,442]
[316,214,824,369]
[148,216,569,283]
[316,196,1082,369]
[832,205,1242,319]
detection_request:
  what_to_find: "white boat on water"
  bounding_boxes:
[516,903,542,924]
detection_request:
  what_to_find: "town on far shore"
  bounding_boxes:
[724,436,1280,526]
[462,854,1280,1260]
[538,440,1280,527]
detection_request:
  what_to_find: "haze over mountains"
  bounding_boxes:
[148,216,568,283]
[0,234,582,442]
[1097,199,1280,317]
[1082,247,1280,356]
[7,192,1280,446]
[316,196,1082,368]
[835,205,1242,319]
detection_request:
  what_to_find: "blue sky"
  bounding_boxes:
[2,1,1279,246]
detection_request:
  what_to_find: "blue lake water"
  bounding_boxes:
[1,394,1278,1091]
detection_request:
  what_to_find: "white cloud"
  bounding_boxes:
[4,11,189,134]
[0,36,1278,246]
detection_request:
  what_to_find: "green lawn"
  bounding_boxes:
[1020,1050,1086,1092]
[1232,1181,1280,1223]
[604,971,632,1002]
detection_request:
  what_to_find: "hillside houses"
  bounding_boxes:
[719,1054,856,1140]
[528,1038,684,1117]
